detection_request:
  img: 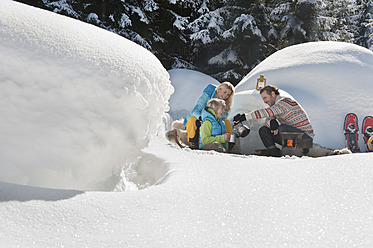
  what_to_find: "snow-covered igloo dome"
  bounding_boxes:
[230,41,373,151]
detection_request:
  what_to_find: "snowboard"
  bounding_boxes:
[362,116,373,152]
[343,113,360,153]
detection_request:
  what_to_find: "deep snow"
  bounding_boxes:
[0,0,172,191]
[1,1,373,247]
[2,138,373,247]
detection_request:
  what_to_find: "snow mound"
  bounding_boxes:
[0,1,173,190]
[234,41,373,150]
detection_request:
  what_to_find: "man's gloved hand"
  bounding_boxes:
[233,114,246,124]
[270,119,279,135]
[270,119,279,130]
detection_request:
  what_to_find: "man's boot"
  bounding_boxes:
[262,145,282,157]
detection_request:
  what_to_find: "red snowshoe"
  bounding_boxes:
[344,113,360,153]
[362,116,373,152]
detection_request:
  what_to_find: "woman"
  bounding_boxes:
[183,82,234,148]
[199,99,230,152]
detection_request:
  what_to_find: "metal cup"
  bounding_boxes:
[229,133,236,143]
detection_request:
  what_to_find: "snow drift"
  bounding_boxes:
[0,0,173,190]
[232,41,373,150]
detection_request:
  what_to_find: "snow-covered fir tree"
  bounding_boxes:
[183,0,268,81]
[314,0,372,51]
[355,0,373,50]
[267,0,317,48]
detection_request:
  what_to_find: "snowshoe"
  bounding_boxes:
[343,113,360,153]
[362,116,373,152]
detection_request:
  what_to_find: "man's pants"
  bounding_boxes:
[259,124,312,148]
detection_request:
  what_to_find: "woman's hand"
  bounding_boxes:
[224,133,230,142]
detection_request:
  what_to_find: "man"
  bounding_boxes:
[233,85,314,157]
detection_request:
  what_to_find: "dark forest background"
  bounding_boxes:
[16,0,373,85]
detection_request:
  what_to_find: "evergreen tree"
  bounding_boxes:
[314,0,339,41]
[180,0,268,83]
[355,0,373,50]
[267,0,317,48]
[315,0,360,42]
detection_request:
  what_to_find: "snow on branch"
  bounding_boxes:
[87,13,100,24]
[42,0,80,18]
[280,16,306,38]
[119,13,132,28]
[223,14,265,41]
[188,10,224,34]
[172,57,196,69]
[130,6,150,24]
[170,11,189,31]
[208,47,242,66]
[142,0,159,12]
[190,29,214,44]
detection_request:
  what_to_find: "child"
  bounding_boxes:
[199,98,231,152]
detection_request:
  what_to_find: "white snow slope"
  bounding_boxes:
[0,0,173,191]
[2,139,373,247]
[1,1,373,248]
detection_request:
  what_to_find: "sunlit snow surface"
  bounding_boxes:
[0,0,173,190]
[1,137,373,247]
[1,1,373,247]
